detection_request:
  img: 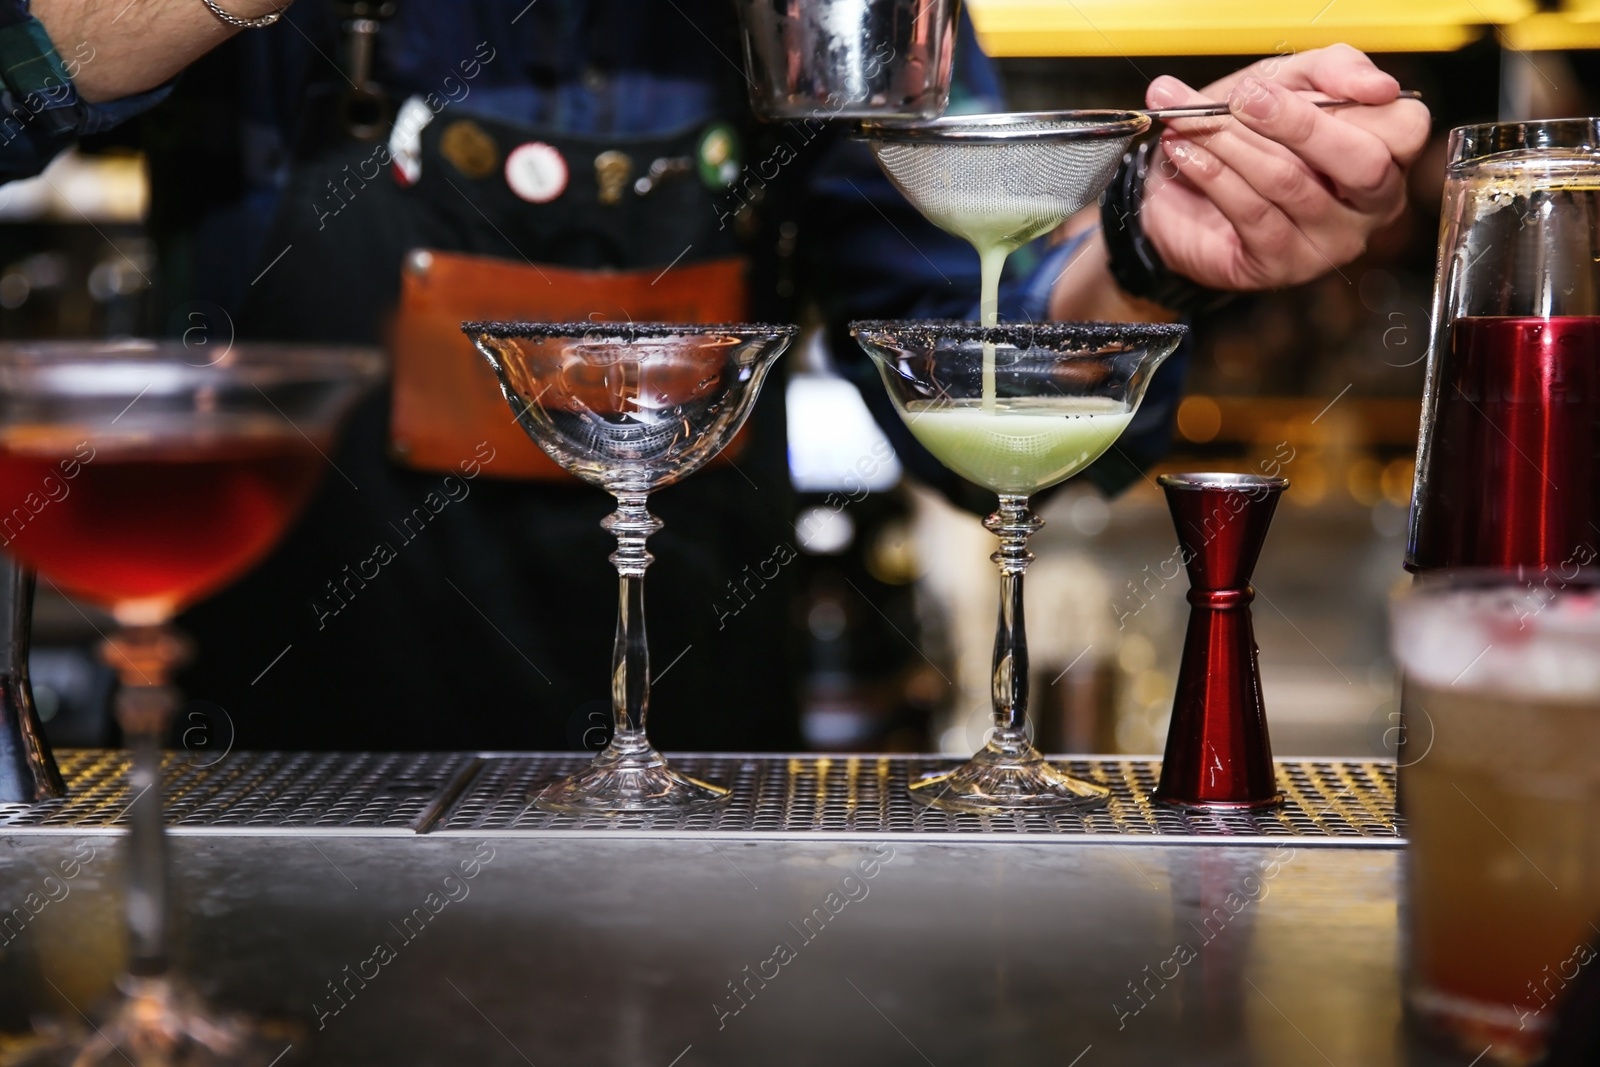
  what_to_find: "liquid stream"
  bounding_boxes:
[922,200,1070,413]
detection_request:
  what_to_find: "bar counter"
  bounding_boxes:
[0,752,1462,1065]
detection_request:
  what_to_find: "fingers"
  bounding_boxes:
[1158,135,1362,271]
[1204,45,1431,172]
[1147,75,1303,168]
[1200,43,1400,105]
[1225,76,1407,213]
[1149,74,1324,188]
[1164,45,1425,151]
[1149,55,1429,216]
[1154,138,1282,254]
[1288,43,1402,104]
[1141,73,1369,286]
[1136,52,1419,291]
[1324,97,1433,168]
[1152,139,1363,286]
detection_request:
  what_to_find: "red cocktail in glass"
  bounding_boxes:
[0,341,381,1067]
[0,432,324,622]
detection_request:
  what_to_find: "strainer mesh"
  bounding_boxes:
[870,121,1135,246]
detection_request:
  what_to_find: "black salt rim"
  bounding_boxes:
[849,320,1187,349]
[462,321,799,340]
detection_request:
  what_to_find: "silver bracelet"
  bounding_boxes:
[198,0,285,28]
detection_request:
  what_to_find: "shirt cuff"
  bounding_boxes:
[0,80,172,184]
[993,229,1096,324]
[79,82,174,135]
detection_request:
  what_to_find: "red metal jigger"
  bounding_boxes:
[1153,473,1288,810]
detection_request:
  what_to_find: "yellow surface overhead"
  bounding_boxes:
[966,0,1530,55]
[970,23,1484,56]
[1501,10,1600,49]
[966,0,1534,28]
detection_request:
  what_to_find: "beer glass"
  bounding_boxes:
[1391,572,1600,1064]
[1408,118,1600,573]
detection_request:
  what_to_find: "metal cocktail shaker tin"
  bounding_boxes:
[733,0,960,122]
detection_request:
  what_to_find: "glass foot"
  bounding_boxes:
[534,744,729,815]
[1,975,291,1067]
[910,737,1109,814]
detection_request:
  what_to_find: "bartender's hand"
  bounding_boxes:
[1140,43,1430,292]
[1048,44,1429,322]
[32,0,290,102]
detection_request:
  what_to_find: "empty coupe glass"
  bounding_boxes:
[466,322,794,815]
[853,321,1185,813]
[0,340,382,1066]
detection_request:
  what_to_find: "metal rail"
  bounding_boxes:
[0,751,1401,843]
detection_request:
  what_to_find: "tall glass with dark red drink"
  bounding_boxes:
[1410,315,1600,571]
[1409,119,1600,573]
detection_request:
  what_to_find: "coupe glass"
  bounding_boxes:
[853,320,1185,813]
[465,322,794,815]
[0,340,381,1066]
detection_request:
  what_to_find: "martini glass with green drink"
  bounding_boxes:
[853,320,1185,813]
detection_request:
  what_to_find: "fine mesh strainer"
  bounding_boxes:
[862,110,1152,249]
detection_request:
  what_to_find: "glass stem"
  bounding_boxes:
[603,492,662,756]
[102,624,191,978]
[0,562,64,801]
[985,495,1043,754]
[124,719,168,975]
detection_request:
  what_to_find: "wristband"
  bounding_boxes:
[198,0,284,29]
[1100,138,1236,318]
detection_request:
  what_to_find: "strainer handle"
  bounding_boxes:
[1146,88,1422,121]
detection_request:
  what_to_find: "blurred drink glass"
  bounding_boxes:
[1391,572,1600,1064]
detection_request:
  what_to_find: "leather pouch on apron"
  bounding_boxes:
[390,249,747,477]
[385,111,753,479]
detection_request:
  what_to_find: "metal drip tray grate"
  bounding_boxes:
[0,751,476,831]
[0,752,1400,842]
[437,755,1400,841]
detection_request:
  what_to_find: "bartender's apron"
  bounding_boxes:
[178,108,802,752]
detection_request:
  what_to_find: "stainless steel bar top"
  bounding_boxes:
[0,835,1449,1064]
[0,751,1401,842]
[0,753,1449,1066]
